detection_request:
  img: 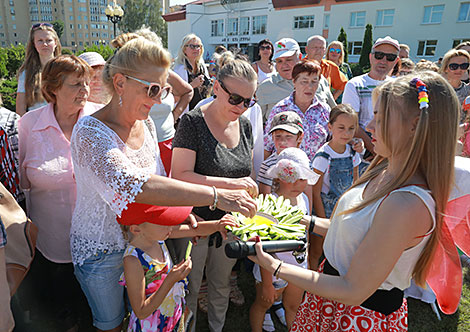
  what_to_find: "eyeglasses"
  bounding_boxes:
[125,75,171,100]
[219,81,256,108]
[185,44,201,50]
[32,22,53,29]
[372,51,398,62]
[448,62,470,71]
[259,45,271,51]
[329,48,341,54]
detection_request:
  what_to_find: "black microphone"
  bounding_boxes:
[225,240,306,259]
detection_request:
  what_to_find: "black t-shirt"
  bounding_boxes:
[172,107,253,220]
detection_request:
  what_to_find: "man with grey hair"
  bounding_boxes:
[306,35,348,100]
[257,38,336,124]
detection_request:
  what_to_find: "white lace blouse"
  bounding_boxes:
[70,116,164,265]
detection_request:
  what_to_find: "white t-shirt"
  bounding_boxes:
[342,73,392,129]
[17,71,48,111]
[149,93,175,142]
[312,143,361,194]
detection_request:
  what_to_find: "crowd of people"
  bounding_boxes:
[0,21,468,332]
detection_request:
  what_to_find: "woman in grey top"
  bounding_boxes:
[172,59,258,332]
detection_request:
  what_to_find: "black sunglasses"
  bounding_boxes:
[125,75,171,100]
[372,51,398,62]
[185,44,201,50]
[32,22,53,29]
[448,62,470,71]
[259,45,271,51]
[219,81,256,108]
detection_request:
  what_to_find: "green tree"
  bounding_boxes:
[0,78,18,110]
[52,20,64,39]
[61,48,73,55]
[359,24,373,70]
[0,48,9,79]
[121,0,168,47]
[6,44,25,78]
[77,44,115,60]
[337,27,348,63]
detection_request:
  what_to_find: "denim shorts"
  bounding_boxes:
[74,249,125,330]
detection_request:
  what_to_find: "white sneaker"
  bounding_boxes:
[263,312,275,332]
[273,303,287,326]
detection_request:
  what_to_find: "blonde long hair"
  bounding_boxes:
[174,34,205,73]
[17,25,61,108]
[343,71,459,287]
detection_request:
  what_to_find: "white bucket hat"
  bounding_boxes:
[266,147,319,185]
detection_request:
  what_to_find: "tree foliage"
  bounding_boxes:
[337,27,348,63]
[120,0,168,47]
[0,48,8,79]
[52,20,65,39]
[359,24,373,70]
[0,78,18,110]
[6,44,25,79]
[77,44,115,60]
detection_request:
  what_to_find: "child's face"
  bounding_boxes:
[137,222,174,242]
[328,114,357,146]
[272,129,302,153]
[279,178,308,196]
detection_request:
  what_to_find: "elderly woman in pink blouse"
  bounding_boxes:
[18,55,101,329]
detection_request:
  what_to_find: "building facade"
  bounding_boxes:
[163,0,470,63]
[0,0,145,51]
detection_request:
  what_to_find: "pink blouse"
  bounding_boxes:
[18,102,101,263]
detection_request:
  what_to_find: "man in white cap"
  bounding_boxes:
[342,36,399,159]
[78,52,108,104]
[257,38,336,124]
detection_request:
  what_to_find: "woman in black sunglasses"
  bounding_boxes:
[16,23,61,116]
[173,34,211,112]
[252,39,276,84]
[172,58,258,332]
[439,49,470,107]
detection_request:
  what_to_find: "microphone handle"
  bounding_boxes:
[225,240,305,259]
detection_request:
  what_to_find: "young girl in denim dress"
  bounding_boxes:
[312,104,364,218]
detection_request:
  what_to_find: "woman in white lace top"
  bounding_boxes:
[70,37,257,332]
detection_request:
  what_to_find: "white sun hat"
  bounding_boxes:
[266,147,319,185]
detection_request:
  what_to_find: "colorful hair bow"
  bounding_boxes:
[411,78,429,110]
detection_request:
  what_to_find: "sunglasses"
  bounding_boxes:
[372,51,398,62]
[185,44,201,50]
[32,22,53,29]
[329,48,341,54]
[259,45,271,51]
[125,75,171,100]
[219,81,256,108]
[448,62,470,71]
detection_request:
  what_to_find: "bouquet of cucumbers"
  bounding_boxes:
[228,194,306,242]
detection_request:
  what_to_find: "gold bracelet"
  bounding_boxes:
[273,260,283,277]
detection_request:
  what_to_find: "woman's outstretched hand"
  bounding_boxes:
[217,188,257,218]
[229,177,259,198]
[248,238,277,270]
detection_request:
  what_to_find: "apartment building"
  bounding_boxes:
[163,0,470,63]
[0,0,125,51]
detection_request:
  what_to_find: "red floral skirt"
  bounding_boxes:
[290,262,408,332]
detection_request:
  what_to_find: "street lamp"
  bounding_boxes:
[105,1,124,39]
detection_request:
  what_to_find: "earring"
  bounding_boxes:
[119,95,123,107]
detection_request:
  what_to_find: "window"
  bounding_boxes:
[376,9,394,26]
[453,38,470,48]
[79,41,83,46]
[12,24,16,30]
[78,24,82,29]
[84,15,88,20]
[348,41,362,55]
[458,2,470,22]
[10,8,15,15]
[69,15,73,20]
[79,7,87,12]
[293,15,314,29]
[85,33,89,38]
[227,18,238,36]
[11,15,15,20]
[422,5,444,24]
[324,14,330,29]
[252,15,267,35]
[69,6,73,11]
[70,24,73,28]
[350,11,365,27]
[77,15,81,20]
[417,40,437,56]
[240,17,249,35]
[211,19,224,37]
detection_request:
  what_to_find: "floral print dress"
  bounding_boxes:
[119,243,188,332]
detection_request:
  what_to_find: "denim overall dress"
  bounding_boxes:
[314,150,356,218]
